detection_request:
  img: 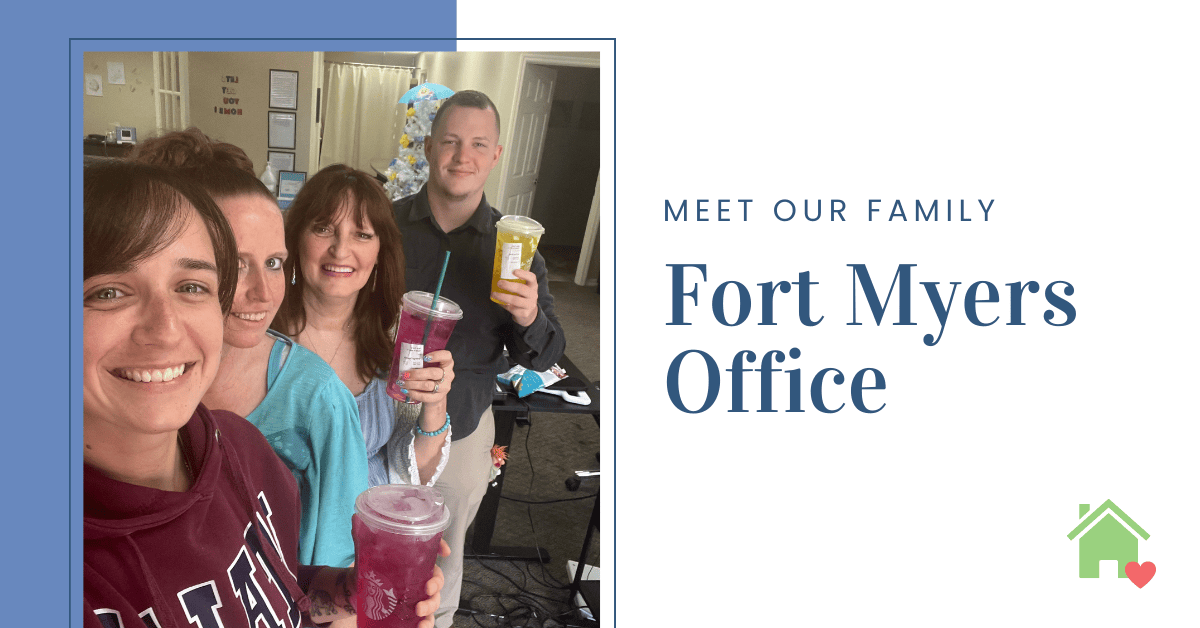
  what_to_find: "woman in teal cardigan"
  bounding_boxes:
[133,128,368,569]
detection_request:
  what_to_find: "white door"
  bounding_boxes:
[501,64,556,217]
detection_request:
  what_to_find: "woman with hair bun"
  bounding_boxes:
[133,128,367,570]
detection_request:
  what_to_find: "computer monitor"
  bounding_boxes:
[115,126,136,144]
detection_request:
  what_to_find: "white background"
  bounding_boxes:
[460,3,1199,625]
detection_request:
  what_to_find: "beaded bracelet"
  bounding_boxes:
[416,413,451,437]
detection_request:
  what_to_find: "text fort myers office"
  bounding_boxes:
[660,199,1074,415]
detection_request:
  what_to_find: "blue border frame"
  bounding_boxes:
[69,38,615,627]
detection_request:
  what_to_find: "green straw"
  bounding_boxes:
[420,251,452,348]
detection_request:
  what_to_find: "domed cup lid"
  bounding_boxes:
[355,485,451,536]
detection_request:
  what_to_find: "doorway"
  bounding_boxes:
[501,57,601,286]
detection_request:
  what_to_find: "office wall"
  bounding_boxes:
[188,51,318,174]
[82,51,157,139]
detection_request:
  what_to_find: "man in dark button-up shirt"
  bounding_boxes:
[392,90,565,628]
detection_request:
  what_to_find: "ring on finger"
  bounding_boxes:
[433,382,441,393]
[438,368,446,384]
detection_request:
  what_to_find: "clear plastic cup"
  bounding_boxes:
[353,485,450,628]
[490,215,545,304]
[386,291,463,403]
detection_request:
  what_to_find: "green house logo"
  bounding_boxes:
[1066,500,1149,578]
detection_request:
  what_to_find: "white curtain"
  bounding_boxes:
[319,64,412,172]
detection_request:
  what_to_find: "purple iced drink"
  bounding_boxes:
[353,485,450,628]
[387,291,463,402]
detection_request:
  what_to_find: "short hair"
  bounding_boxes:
[430,89,502,140]
[84,160,238,315]
[272,164,405,382]
[133,127,275,205]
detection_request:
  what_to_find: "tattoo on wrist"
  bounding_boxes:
[309,590,334,618]
[337,570,355,614]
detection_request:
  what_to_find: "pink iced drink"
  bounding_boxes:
[387,291,463,402]
[353,486,450,628]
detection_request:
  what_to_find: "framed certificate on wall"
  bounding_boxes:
[269,69,299,110]
[268,111,296,149]
[267,151,295,172]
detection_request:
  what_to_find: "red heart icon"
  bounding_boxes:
[1124,561,1155,588]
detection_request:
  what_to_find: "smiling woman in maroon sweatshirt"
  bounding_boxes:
[82,161,446,628]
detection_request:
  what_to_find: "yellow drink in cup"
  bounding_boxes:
[491,215,545,304]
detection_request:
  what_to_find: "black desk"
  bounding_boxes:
[84,138,135,158]
[570,494,601,623]
[467,354,600,561]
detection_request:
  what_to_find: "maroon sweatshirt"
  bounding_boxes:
[84,405,318,628]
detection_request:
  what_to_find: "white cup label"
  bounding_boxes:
[397,341,425,379]
[500,242,523,280]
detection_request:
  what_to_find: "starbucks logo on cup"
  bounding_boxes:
[361,570,398,620]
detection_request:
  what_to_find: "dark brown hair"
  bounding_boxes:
[430,89,501,140]
[272,164,405,381]
[133,127,275,205]
[84,160,238,314]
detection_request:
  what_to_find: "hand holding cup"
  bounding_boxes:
[492,268,540,327]
[353,487,451,628]
[396,349,454,405]
[310,539,448,627]
[412,540,452,627]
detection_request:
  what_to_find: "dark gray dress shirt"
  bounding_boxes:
[392,187,567,439]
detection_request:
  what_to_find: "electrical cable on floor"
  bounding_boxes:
[517,421,574,591]
[478,558,568,605]
[461,587,535,627]
[459,560,567,622]
[478,557,529,594]
[462,565,562,626]
[524,420,536,493]
[501,419,597,504]
[465,598,537,628]
[457,417,598,627]
[461,542,564,625]
[524,505,572,592]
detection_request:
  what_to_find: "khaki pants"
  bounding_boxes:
[433,406,495,628]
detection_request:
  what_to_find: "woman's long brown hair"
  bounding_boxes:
[271,164,406,383]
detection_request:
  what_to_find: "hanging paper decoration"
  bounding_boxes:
[399,82,455,103]
[384,83,454,201]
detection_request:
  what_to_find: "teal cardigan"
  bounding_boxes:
[245,331,368,567]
